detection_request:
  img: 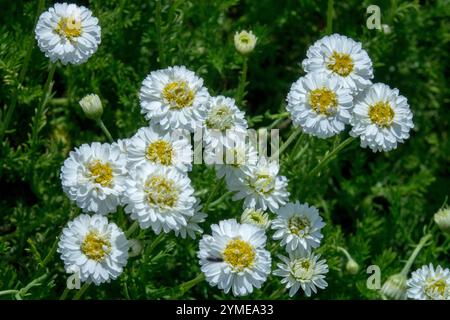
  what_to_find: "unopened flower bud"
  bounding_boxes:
[345,258,360,275]
[380,273,407,300]
[434,208,450,234]
[381,24,392,34]
[234,30,257,55]
[79,94,103,120]
[128,239,142,257]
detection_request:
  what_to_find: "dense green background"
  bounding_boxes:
[0,0,449,299]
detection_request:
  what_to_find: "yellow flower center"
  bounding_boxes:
[250,212,264,223]
[88,160,113,187]
[146,140,173,166]
[426,279,447,297]
[205,105,234,130]
[223,239,255,271]
[327,51,354,77]
[250,174,275,195]
[369,101,395,127]
[239,35,251,44]
[309,88,338,116]
[81,231,111,261]
[145,176,178,208]
[291,258,314,280]
[288,216,310,236]
[162,81,195,109]
[55,17,82,40]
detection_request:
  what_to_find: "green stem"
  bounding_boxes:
[125,221,139,238]
[0,290,19,297]
[73,282,90,300]
[40,236,59,268]
[307,136,355,177]
[178,273,205,293]
[96,119,114,143]
[270,128,302,161]
[203,180,223,212]
[236,57,248,106]
[0,0,45,144]
[155,0,165,67]
[326,0,334,34]
[389,0,398,24]
[59,288,69,301]
[400,234,432,276]
[31,63,57,147]
[145,233,166,257]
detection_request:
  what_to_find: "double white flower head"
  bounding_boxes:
[35,3,101,65]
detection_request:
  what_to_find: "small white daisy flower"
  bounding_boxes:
[302,34,373,93]
[234,30,257,55]
[202,95,248,148]
[127,126,192,172]
[230,158,289,213]
[350,83,414,152]
[286,72,353,138]
[123,163,196,234]
[174,201,207,239]
[60,142,127,215]
[198,219,271,296]
[58,214,129,285]
[139,65,209,132]
[272,201,325,255]
[407,264,450,300]
[273,251,328,297]
[35,3,101,65]
[241,207,271,230]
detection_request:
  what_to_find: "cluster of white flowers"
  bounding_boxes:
[287,33,414,152]
[58,63,212,285]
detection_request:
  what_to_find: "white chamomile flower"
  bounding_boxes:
[273,251,328,297]
[60,142,127,215]
[407,264,450,300]
[127,126,192,172]
[302,34,373,93]
[272,201,325,254]
[350,83,414,152]
[286,72,353,138]
[139,66,209,132]
[174,201,207,239]
[230,158,289,213]
[58,214,129,285]
[198,219,271,296]
[123,163,196,234]
[241,207,271,230]
[202,95,248,148]
[35,3,101,65]
[234,30,257,55]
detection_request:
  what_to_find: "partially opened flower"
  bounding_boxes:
[407,264,450,300]
[286,72,353,138]
[234,30,257,55]
[302,34,373,93]
[272,201,325,254]
[60,142,127,215]
[139,66,209,132]
[127,126,192,173]
[229,158,289,213]
[350,83,414,152]
[35,3,101,65]
[274,251,328,297]
[123,163,196,234]
[58,214,129,285]
[198,219,271,296]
